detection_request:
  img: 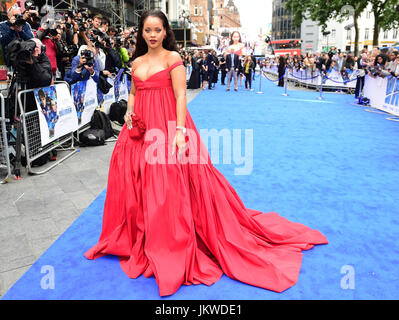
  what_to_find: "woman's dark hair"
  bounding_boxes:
[374,54,387,66]
[132,10,178,60]
[229,31,242,45]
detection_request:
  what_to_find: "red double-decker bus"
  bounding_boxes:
[270,39,302,56]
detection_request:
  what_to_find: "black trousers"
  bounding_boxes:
[278,70,285,87]
[221,70,227,85]
[245,71,252,89]
[208,69,214,88]
[355,76,365,98]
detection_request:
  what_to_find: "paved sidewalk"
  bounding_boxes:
[0,88,202,298]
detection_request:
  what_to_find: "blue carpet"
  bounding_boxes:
[3,76,399,300]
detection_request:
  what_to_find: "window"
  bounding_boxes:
[332,29,336,38]
[194,5,198,15]
[366,11,371,19]
[383,30,388,39]
[199,5,203,16]
[394,29,398,38]
[365,28,369,40]
[346,29,351,40]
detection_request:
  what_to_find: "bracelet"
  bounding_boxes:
[176,126,186,134]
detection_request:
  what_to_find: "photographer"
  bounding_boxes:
[28,38,53,88]
[354,51,368,99]
[114,36,129,68]
[62,12,79,47]
[92,14,103,31]
[102,37,122,75]
[37,26,63,79]
[0,4,34,65]
[23,0,41,31]
[65,47,99,85]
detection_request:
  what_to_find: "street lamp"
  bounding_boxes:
[344,23,355,52]
[179,9,191,49]
[322,31,331,51]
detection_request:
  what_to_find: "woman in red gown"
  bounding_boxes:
[84,10,328,297]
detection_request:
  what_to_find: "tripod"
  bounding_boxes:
[5,70,28,179]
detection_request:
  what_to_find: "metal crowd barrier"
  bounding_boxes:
[17,81,78,175]
[264,64,357,92]
[0,93,11,183]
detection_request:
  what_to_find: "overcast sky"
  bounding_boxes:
[232,0,273,39]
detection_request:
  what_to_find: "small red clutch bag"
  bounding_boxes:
[128,114,146,139]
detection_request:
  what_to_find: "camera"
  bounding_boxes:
[114,37,123,49]
[60,43,78,58]
[81,49,94,67]
[11,14,26,27]
[49,28,58,37]
[75,17,87,32]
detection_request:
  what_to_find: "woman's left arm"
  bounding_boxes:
[170,53,187,154]
[170,55,187,128]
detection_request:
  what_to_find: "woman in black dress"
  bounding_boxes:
[188,51,201,89]
[199,51,208,89]
[278,55,286,87]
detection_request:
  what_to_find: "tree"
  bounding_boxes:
[285,0,368,56]
[369,0,399,46]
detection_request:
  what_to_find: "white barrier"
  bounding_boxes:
[264,63,357,89]
[264,62,399,118]
[363,75,399,117]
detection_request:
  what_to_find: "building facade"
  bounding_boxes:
[213,0,241,32]
[300,5,399,55]
[189,0,211,45]
[271,0,300,41]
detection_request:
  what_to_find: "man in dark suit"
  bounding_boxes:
[354,50,368,99]
[225,47,240,91]
[206,50,216,90]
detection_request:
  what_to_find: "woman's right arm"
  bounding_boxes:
[124,60,138,129]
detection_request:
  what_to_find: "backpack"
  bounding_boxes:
[90,109,114,140]
[79,129,105,146]
[109,100,127,125]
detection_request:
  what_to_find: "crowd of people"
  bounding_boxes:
[182,48,257,91]
[1,2,398,103]
[262,46,399,98]
[0,2,137,96]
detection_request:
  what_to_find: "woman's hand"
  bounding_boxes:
[124,110,135,129]
[172,130,187,158]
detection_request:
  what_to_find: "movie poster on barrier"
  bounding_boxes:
[114,71,129,102]
[118,74,129,102]
[97,77,115,114]
[34,84,78,147]
[71,78,98,128]
[364,75,399,117]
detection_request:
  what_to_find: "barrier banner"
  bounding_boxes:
[118,74,129,102]
[71,78,98,128]
[364,75,399,116]
[34,83,78,146]
[114,72,129,102]
[265,64,357,88]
